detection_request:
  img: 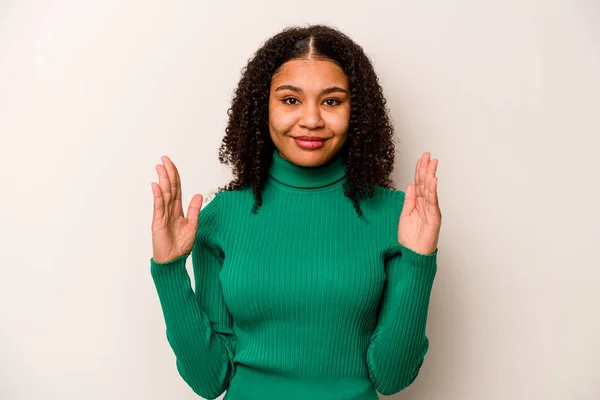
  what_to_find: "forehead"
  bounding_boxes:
[271,58,348,87]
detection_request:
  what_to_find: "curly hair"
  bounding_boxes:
[217,24,397,217]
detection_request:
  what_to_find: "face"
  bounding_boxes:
[268,57,350,167]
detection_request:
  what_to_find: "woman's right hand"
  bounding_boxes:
[151,156,204,264]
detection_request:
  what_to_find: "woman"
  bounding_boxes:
[150,24,441,400]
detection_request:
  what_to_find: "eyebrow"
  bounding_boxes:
[274,85,348,95]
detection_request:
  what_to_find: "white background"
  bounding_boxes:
[1,0,598,399]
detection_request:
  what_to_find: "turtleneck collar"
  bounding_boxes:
[268,148,347,189]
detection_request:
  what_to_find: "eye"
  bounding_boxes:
[323,98,342,106]
[282,97,300,105]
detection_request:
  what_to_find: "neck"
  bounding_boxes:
[268,149,347,189]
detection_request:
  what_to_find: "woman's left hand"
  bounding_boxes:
[397,152,442,255]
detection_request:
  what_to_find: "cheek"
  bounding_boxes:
[326,108,350,134]
[269,107,296,133]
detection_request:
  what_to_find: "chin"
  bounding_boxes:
[282,148,333,167]
[273,135,346,167]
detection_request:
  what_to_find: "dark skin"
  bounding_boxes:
[268,57,350,168]
[150,58,440,262]
[268,56,441,255]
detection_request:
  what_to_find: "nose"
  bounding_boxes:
[298,102,325,130]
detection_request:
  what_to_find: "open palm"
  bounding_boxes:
[397,152,442,255]
[151,156,204,263]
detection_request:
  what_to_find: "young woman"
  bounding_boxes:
[150,24,441,400]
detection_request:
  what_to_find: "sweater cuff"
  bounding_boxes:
[150,253,190,277]
[397,244,438,269]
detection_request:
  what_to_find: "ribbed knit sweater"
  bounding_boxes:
[150,148,438,400]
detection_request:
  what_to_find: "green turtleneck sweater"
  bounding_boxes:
[150,149,438,400]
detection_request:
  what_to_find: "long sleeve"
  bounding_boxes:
[366,191,438,395]
[366,244,437,395]
[150,194,236,399]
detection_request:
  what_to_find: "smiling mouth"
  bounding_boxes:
[294,136,328,141]
[293,137,327,149]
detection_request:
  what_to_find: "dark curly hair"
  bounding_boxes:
[217,24,397,217]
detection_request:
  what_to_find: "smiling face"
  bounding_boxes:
[268,57,351,167]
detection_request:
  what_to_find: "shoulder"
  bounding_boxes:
[195,190,235,249]
[197,187,253,230]
[364,185,406,217]
[372,185,405,204]
[200,186,251,210]
[368,187,411,259]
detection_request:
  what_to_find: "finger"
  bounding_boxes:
[428,176,439,208]
[156,163,172,209]
[151,181,165,227]
[425,177,441,223]
[186,194,204,231]
[171,158,184,217]
[402,183,416,216]
[425,163,441,223]
[161,156,178,209]
[414,156,422,198]
[425,158,438,205]
[419,152,430,201]
[423,154,435,203]
[163,156,184,218]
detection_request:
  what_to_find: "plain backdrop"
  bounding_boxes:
[1,0,599,399]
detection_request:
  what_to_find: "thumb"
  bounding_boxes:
[186,194,204,231]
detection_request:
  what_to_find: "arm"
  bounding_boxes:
[150,194,236,399]
[366,190,438,395]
